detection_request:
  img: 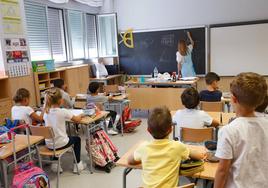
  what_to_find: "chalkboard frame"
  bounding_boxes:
[118,25,208,76]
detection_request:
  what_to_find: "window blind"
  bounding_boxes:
[24,1,51,61]
[47,8,67,62]
[68,10,85,59]
[86,14,98,58]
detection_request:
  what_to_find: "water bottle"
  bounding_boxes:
[153,67,158,78]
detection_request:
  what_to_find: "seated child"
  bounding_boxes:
[255,95,268,117]
[43,88,86,173]
[200,72,222,102]
[87,82,118,135]
[12,88,43,125]
[173,87,220,138]
[53,79,74,108]
[128,106,205,188]
[214,72,268,188]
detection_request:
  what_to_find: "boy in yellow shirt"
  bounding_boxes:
[128,106,204,188]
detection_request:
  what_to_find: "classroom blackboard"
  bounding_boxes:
[118,27,206,75]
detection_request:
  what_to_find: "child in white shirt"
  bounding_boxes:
[43,88,86,173]
[214,72,268,188]
[172,87,219,139]
[11,88,43,125]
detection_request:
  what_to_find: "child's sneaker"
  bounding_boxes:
[51,163,63,173]
[107,129,118,135]
[73,161,87,173]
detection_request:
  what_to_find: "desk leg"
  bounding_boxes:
[119,103,124,136]
[1,161,8,188]
[123,168,133,188]
[86,125,93,174]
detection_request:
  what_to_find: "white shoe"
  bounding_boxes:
[51,163,63,173]
[73,161,87,173]
[107,129,118,135]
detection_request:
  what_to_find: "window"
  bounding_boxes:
[47,8,67,62]
[68,10,85,59]
[86,14,98,58]
[24,2,51,61]
[97,14,118,57]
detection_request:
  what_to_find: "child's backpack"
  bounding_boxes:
[119,106,141,133]
[10,124,50,188]
[85,129,119,173]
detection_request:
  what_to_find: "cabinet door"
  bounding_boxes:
[65,68,80,96]
[78,66,89,94]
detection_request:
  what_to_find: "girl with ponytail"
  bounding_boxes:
[43,87,87,173]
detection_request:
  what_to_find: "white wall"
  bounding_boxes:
[114,0,268,31]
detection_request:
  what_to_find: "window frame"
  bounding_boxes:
[47,7,68,63]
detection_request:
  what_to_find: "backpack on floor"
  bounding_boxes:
[119,107,141,133]
[10,124,50,188]
[85,129,119,173]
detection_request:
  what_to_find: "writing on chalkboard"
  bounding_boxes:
[119,27,206,75]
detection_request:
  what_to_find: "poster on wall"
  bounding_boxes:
[0,0,21,18]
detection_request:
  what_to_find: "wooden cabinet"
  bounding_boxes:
[65,65,89,96]
[34,70,65,106]
[0,77,12,124]
[33,64,89,105]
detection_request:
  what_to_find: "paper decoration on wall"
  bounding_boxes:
[119,29,134,48]
[0,1,20,18]
[0,0,22,35]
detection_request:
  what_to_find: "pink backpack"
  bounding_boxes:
[85,129,119,173]
[9,125,50,188]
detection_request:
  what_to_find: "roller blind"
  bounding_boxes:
[24,2,51,61]
[68,10,85,59]
[86,14,98,58]
[47,8,67,62]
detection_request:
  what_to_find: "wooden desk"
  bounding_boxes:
[126,87,185,110]
[0,135,44,188]
[90,74,122,85]
[125,79,198,88]
[116,141,218,188]
[221,112,236,125]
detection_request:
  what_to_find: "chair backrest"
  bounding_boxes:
[181,127,214,142]
[30,126,55,139]
[200,101,224,112]
[178,183,195,188]
[104,85,119,93]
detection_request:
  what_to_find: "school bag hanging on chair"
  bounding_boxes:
[85,129,119,173]
[119,106,141,133]
[10,124,50,188]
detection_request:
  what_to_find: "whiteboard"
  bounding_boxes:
[210,23,268,76]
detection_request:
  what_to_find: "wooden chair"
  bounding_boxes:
[104,84,119,94]
[181,127,214,143]
[178,183,195,188]
[30,126,79,188]
[200,101,224,112]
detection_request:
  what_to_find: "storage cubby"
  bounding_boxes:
[38,73,49,82]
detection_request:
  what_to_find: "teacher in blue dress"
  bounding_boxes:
[176,31,196,78]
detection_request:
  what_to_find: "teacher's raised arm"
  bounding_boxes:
[176,31,196,78]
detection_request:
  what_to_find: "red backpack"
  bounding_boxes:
[121,107,141,133]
